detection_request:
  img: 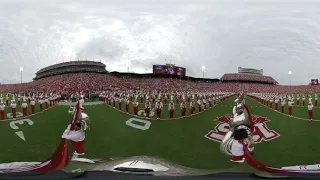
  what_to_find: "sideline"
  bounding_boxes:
[0,106,55,122]
[104,97,233,121]
[247,97,320,122]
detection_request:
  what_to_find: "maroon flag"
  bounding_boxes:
[0,139,69,173]
[31,139,69,172]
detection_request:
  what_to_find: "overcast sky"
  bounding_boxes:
[0,0,320,85]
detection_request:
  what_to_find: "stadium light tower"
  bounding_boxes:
[201,66,205,78]
[20,67,23,84]
[288,71,292,85]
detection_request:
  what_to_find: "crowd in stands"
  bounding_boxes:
[0,73,319,95]
[220,73,278,84]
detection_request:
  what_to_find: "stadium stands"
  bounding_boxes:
[34,61,107,80]
[0,73,319,94]
[0,62,317,94]
[220,73,278,85]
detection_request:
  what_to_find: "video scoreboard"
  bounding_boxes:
[311,79,319,85]
[153,64,186,76]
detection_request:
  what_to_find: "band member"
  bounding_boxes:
[288,100,293,116]
[39,98,43,112]
[269,98,273,108]
[45,98,49,109]
[198,98,202,112]
[190,99,195,115]
[0,101,5,120]
[308,102,313,120]
[30,98,35,114]
[145,100,151,118]
[208,97,212,107]
[17,96,21,106]
[155,99,163,119]
[281,99,285,113]
[180,100,186,117]
[170,94,174,103]
[133,100,139,116]
[21,100,28,117]
[229,127,256,163]
[297,95,300,105]
[302,96,305,106]
[168,100,175,119]
[274,98,279,111]
[11,100,17,119]
[118,97,122,111]
[309,96,312,105]
[49,96,53,107]
[315,94,318,106]
[203,98,207,110]
[62,123,85,155]
[125,99,130,113]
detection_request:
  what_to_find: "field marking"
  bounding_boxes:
[104,97,233,121]
[248,98,320,122]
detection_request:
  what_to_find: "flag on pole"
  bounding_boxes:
[70,101,80,131]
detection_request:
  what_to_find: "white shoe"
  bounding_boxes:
[230,159,244,163]
[74,152,85,156]
[71,154,78,159]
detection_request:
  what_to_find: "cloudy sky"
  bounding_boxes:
[0,0,320,85]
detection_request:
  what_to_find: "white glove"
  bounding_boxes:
[62,124,71,137]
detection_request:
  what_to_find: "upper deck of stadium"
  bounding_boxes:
[34,60,108,80]
[36,60,106,74]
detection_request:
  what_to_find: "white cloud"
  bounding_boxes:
[0,0,320,85]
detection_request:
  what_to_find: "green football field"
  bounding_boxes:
[1,95,320,174]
